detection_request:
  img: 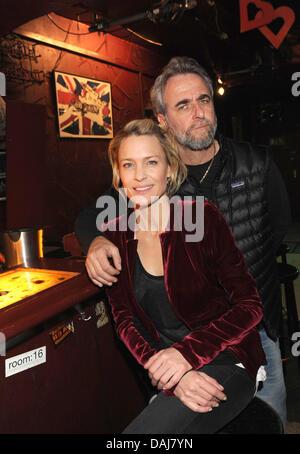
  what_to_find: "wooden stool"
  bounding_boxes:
[276,244,300,367]
[278,264,300,368]
[218,397,283,434]
[278,263,299,338]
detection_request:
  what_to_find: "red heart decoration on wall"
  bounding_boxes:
[239,0,274,32]
[259,6,295,49]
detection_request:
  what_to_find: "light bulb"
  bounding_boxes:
[217,86,225,96]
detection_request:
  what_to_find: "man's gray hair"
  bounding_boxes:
[150,56,214,116]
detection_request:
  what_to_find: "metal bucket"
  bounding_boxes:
[0,228,43,268]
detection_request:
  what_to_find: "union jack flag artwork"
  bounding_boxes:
[54,71,113,139]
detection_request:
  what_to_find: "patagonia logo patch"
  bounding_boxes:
[231,180,245,188]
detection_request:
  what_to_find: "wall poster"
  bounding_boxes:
[54,71,113,139]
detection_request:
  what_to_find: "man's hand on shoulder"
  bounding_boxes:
[86,236,122,287]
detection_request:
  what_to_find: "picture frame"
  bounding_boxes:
[53,71,113,139]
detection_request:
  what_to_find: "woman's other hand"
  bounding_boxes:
[144,347,192,390]
[174,370,227,413]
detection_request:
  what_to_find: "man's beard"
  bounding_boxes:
[172,118,217,151]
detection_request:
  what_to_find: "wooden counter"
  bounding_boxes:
[0,257,100,341]
[0,258,146,434]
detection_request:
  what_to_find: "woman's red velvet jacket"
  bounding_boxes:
[103,200,266,394]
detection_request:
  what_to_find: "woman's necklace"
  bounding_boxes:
[199,141,216,184]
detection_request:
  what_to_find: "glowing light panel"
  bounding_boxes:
[0,268,79,309]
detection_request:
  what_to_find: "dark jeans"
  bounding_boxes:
[122,360,256,434]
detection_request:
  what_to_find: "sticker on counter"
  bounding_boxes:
[49,322,74,347]
[5,346,46,377]
[95,301,109,328]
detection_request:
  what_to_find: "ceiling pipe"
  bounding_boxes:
[88,0,198,32]
[89,12,147,32]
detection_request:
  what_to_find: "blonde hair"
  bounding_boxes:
[108,118,187,197]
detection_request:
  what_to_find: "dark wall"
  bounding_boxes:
[215,65,300,221]
[2,15,166,241]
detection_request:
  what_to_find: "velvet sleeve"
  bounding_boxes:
[171,203,263,371]
[105,269,157,367]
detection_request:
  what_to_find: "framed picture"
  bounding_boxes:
[54,71,113,139]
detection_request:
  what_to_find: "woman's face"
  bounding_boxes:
[118,134,171,208]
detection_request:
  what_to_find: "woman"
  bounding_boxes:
[102,118,266,434]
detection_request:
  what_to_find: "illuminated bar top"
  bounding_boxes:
[0,267,79,309]
[0,258,102,340]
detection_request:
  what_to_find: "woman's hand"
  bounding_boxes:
[144,347,192,390]
[174,370,227,413]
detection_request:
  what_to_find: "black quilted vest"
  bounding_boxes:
[210,136,281,340]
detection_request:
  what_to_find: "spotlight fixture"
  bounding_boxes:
[88,0,198,33]
[216,75,225,95]
[148,0,198,24]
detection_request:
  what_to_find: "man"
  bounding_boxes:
[75,56,291,427]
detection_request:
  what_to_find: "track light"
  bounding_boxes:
[217,86,225,96]
[216,74,225,95]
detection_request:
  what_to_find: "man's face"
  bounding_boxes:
[158,73,217,151]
